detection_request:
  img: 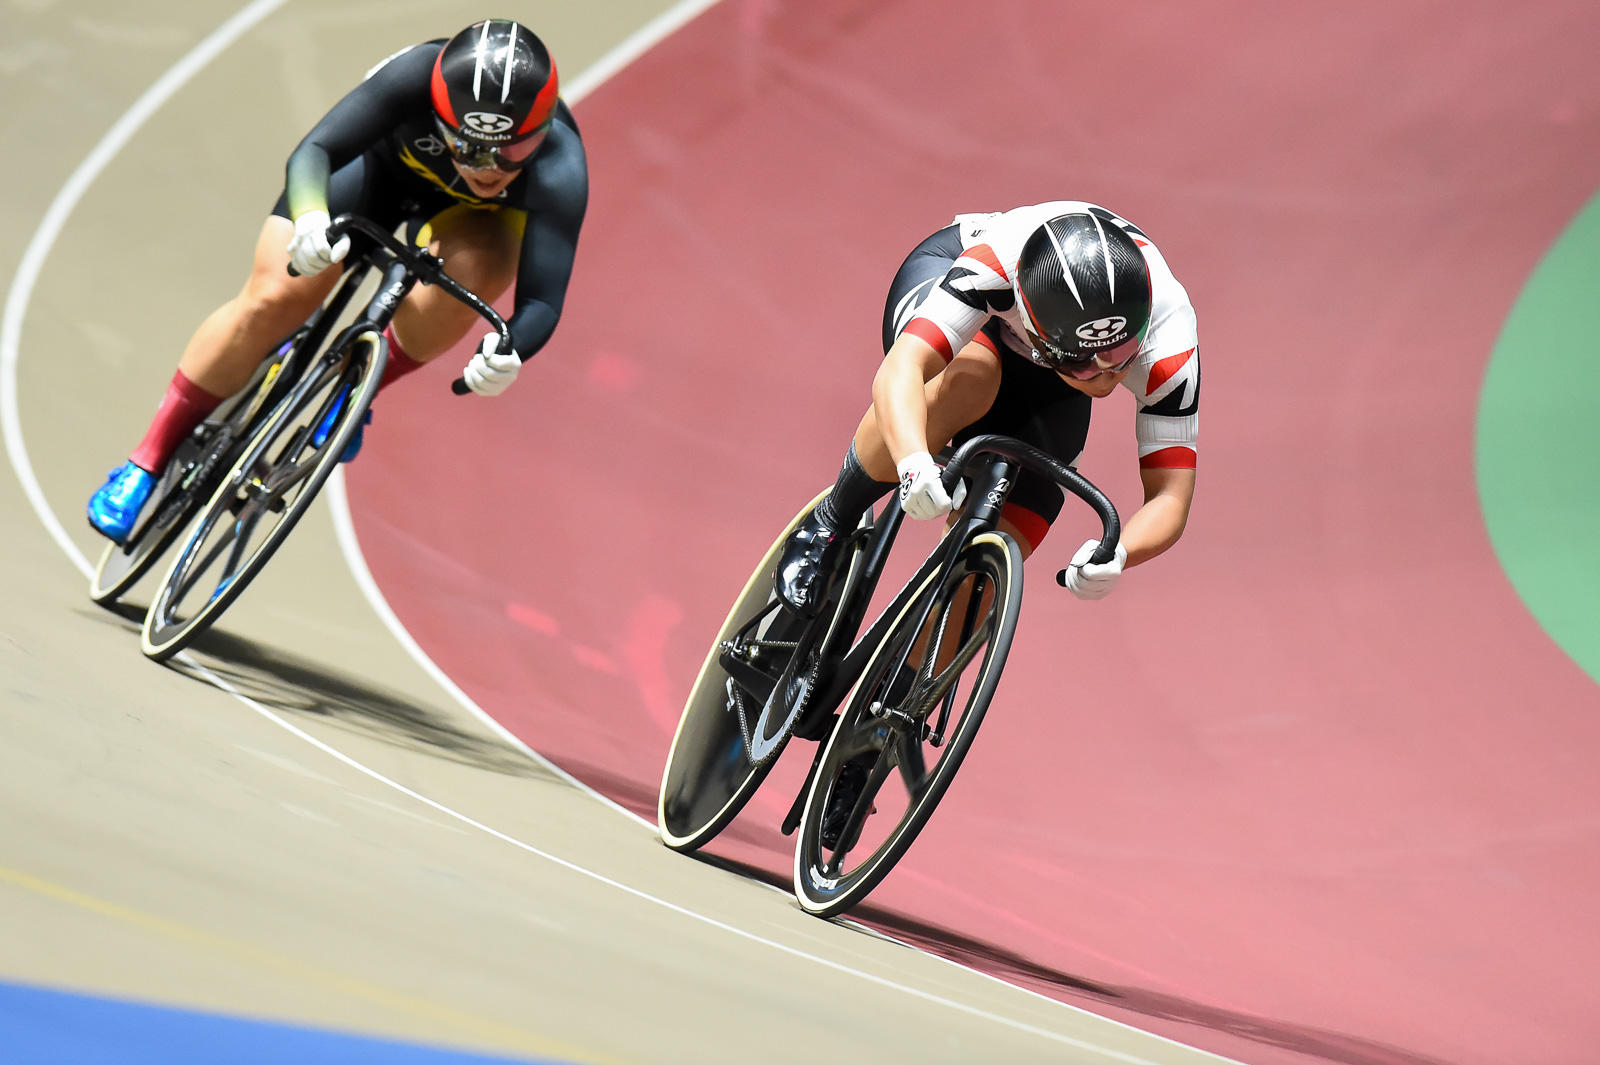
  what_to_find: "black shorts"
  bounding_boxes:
[881,225,1091,533]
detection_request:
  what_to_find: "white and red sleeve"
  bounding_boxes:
[901,244,1011,362]
[1124,346,1200,470]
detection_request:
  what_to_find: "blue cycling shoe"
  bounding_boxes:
[311,385,372,463]
[87,462,156,544]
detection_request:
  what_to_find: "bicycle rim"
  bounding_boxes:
[658,491,831,851]
[140,333,382,662]
[793,531,1022,918]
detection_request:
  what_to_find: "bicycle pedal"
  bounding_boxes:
[233,478,287,514]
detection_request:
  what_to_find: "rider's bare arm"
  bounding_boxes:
[1121,465,1194,567]
[868,331,946,469]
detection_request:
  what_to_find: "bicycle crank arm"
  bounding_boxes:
[780,740,833,837]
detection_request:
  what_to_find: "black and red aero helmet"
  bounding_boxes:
[431,20,559,170]
[1013,213,1152,371]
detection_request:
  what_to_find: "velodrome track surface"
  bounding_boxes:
[4,2,1598,1064]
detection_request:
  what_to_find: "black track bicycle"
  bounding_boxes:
[86,213,504,662]
[658,434,1120,918]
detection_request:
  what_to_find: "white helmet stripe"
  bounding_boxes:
[1043,221,1085,310]
[1088,212,1115,301]
[472,19,491,99]
[501,22,519,103]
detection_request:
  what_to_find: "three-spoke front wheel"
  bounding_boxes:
[139,333,383,662]
[793,530,1022,918]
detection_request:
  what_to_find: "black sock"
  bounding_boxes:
[814,443,895,530]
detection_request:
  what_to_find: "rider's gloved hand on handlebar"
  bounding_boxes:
[286,210,350,277]
[897,450,967,520]
[462,333,521,396]
[1063,538,1128,601]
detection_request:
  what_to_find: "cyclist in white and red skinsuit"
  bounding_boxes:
[776,201,1200,611]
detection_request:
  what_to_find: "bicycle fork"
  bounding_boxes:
[780,460,1016,836]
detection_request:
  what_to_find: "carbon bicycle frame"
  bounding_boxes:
[807,453,1021,722]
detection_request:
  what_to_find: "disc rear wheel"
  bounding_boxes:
[658,494,864,852]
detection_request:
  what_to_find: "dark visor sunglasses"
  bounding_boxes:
[434,116,549,172]
[1029,321,1149,380]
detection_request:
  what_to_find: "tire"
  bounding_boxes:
[139,331,384,662]
[793,530,1022,918]
[658,491,864,852]
[89,333,304,606]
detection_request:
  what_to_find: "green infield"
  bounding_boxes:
[1477,190,1600,686]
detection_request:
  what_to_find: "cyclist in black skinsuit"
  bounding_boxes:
[88,19,588,543]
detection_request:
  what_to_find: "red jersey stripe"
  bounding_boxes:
[1140,446,1197,470]
[961,243,1009,282]
[904,317,954,362]
[1147,347,1196,394]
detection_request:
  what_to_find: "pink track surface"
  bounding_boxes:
[347,3,1600,1063]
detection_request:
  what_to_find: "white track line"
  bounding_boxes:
[325,474,650,828]
[0,3,1235,1061]
[2,0,288,576]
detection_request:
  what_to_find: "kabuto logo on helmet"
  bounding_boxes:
[1075,317,1129,346]
[432,20,561,156]
[463,112,515,138]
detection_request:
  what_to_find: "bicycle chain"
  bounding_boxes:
[728,643,818,766]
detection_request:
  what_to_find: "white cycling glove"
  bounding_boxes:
[1063,538,1128,601]
[286,211,350,277]
[896,450,966,521]
[462,332,522,397]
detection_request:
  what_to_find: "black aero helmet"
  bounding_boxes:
[1013,213,1153,370]
[431,20,559,170]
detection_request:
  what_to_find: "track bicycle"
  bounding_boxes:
[113,212,503,662]
[659,434,1120,917]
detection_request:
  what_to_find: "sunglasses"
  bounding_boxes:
[434,116,549,172]
[1056,346,1141,381]
[1028,323,1148,380]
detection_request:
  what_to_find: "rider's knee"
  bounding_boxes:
[429,210,519,298]
[240,261,327,322]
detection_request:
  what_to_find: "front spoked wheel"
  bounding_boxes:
[794,530,1022,918]
[658,492,864,853]
[139,332,383,662]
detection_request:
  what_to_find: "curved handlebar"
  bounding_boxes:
[939,434,1122,578]
[322,214,511,396]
